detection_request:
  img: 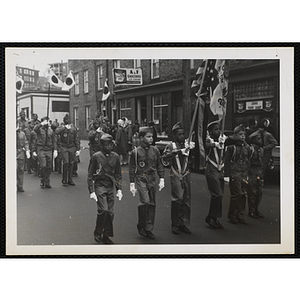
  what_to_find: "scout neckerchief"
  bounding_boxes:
[171,142,188,181]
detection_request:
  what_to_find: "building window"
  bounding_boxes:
[97,65,104,90]
[83,70,89,93]
[152,94,168,137]
[151,59,159,79]
[74,73,79,95]
[74,107,79,128]
[120,99,131,120]
[113,60,120,68]
[134,59,141,68]
[24,69,28,74]
[85,106,91,130]
[52,101,70,112]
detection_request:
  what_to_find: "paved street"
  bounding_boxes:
[17,140,280,246]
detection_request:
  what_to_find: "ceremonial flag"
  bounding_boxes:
[16,74,24,94]
[46,68,63,88]
[102,78,110,101]
[62,71,75,90]
[210,60,229,117]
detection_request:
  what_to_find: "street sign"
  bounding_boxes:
[113,68,143,85]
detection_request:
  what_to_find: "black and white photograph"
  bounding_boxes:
[5,46,294,256]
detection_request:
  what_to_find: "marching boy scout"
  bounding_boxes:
[162,122,195,235]
[247,130,264,219]
[204,120,227,229]
[88,133,123,244]
[224,124,251,224]
[55,114,80,186]
[129,127,165,239]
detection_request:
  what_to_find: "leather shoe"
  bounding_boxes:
[237,218,248,224]
[179,225,191,234]
[146,231,155,239]
[228,215,238,224]
[45,183,52,189]
[62,180,68,186]
[40,180,45,188]
[256,211,264,218]
[215,220,224,229]
[248,212,259,219]
[103,236,113,244]
[205,216,219,229]
[172,226,180,235]
[137,226,147,238]
[94,234,102,243]
[68,181,75,186]
[17,187,25,192]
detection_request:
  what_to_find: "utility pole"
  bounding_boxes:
[182,59,191,138]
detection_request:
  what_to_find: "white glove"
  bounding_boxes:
[75,150,81,156]
[26,151,30,159]
[96,127,102,133]
[130,183,137,196]
[184,139,195,150]
[224,177,230,183]
[116,189,123,201]
[41,120,48,126]
[53,150,58,159]
[158,178,165,191]
[33,151,37,157]
[90,192,97,202]
[66,124,71,129]
[181,148,190,156]
[215,142,224,150]
[218,134,227,144]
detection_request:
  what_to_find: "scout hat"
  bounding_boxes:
[207,120,220,131]
[234,124,245,134]
[100,133,113,143]
[172,122,184,133]
[139,126,152,133]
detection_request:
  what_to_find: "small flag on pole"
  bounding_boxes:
[62,71,75,90]
[16,74,24,94]
[46,68,63,88]
[210,60,229,117]
[102,78,110,101]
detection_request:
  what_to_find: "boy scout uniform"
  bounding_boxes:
[129,128,164,234]
[87,134,122,240]
[16,128,29,191]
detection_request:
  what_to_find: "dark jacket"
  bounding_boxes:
[33,123,56,151]
[55,124,80,150]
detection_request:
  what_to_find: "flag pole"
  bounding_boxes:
[188,60,209,143]
[47,82,50,120]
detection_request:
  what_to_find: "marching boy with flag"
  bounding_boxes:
[162,122,195,235]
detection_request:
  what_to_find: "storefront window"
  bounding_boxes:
[152,94,168,137]
[120,99,131,120]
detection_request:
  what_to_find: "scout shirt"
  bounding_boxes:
[55,124,80,151]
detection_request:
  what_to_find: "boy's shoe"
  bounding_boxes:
[68,181,75,186]
[146,231,155,239]
[256,211,264,218]
[94,234,102,244]
[103,236,113,244]
[45,183,52,189]
[137,226,147,238]
[249,212,259,219]
[17,187,25,192]
[237,218,248,225]
[172,226,180,235]
[62,180,68,186]
[179,225,191,234]
[215,220,224,229]
[228,215,238,224]
[205,216,219,229]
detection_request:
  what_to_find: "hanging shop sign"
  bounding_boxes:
[113,68,143,85]
[246,100,263,110]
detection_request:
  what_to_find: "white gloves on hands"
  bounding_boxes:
[33,152,37,157]
[26,151,30,159]
[53,150,58,159]
[214,142,224,150]
[184,139,195,150]
[90,192,97,202]
[158,178,165,191]
[41,120,48,126]
[116,190,123,201]
[75,150,81,156]
[130,183,137,196]
[224,177,230,183]
[65,124,71,129]
[96,127,102,133]
[218,134,227,144]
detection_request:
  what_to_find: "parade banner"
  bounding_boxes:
[102,78,110,101]
[113,68,143,85]
[16,74,24,94]
[62,71,75,91]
